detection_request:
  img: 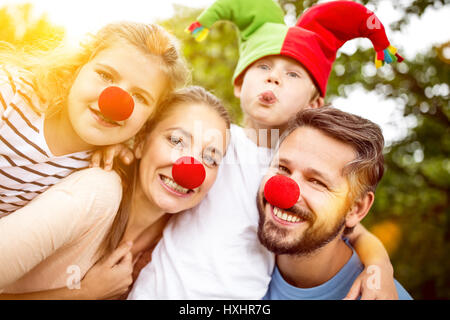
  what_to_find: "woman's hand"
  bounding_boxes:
[344,263,398,300]
[80,242,135,300]
[90,144,134,171]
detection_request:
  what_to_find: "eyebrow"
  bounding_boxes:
[278,157,334,185]
[278,157,291,167]
[167,127,193,141]
[96,63,155,104]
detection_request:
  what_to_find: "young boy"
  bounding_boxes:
[128,0,403,300]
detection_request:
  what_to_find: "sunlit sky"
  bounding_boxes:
[3,0,450,145]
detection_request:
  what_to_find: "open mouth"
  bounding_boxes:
[269,204,305,225]
[258,90,277,105]
[159,174,194,196]
[89,107,121,127]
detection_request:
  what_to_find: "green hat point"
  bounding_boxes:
[186,0,286,83]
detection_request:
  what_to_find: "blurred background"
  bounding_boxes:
[1,0,448,299]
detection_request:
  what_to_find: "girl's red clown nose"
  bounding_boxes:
[172,156,206,189]
[98,86,135,121]
[264,175,300,209]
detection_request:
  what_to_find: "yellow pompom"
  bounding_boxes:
[388,45,397,55]
[195,28,210,42]
[375,58,383,69]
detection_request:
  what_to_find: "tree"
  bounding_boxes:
[0,3,64,51]
[161,0,449,299]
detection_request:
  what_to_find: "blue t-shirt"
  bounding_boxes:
[263,246,413,300]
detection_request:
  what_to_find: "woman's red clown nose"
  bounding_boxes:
[172,156,206,189]
[264,175,300,209]
[98,86,135,121]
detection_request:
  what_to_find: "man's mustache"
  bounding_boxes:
[262,194,316,224]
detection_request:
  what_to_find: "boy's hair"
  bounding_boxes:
[279,106,385,202]
[0,22,189,116]
[99,86,231,256]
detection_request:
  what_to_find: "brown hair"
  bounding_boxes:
[98,86,231,256]
[280,106,385,201]
[0,21,189,116]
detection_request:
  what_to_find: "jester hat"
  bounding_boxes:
[187,0,403,97]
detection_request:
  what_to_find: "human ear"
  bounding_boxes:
[134,140,145,160]
[345,191,375,229]
[308,96,324,109]
[233,78,243,99]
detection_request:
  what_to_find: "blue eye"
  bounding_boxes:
[287,71,300,78]
[203,154,218,167]
[168,135,184,148]
[258,64,270,70]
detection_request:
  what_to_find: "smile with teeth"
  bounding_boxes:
[160,175,191,194]
[273,206,303,223]
[90,107,120,126]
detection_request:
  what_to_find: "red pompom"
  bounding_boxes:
[172,156,206,189]
[98,86,134,121]
[264,175,300,209]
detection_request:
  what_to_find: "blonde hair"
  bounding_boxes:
[0,21,189,116]
[99,86,231,256]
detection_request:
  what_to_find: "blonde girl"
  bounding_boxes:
[0,21,188,217]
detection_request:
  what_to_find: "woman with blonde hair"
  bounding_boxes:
[0,21,189,297]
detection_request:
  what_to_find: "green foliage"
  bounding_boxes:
[159,5,242,124]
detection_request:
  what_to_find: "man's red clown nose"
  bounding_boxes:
[264,175,300,209]
[172,156,206,189]
[98,86,134,121]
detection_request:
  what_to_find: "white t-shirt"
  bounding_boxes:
[128,124,275,299]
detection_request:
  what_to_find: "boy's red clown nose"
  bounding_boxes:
[98,86,134,121]
[172,156,206,189]
[264,175,300,209]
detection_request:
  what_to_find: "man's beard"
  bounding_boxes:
[257,191,346,256]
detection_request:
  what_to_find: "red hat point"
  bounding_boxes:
[98,86,134,121]
[264,175,300,209]
[172,156,206,189]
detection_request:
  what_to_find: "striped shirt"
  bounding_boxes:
[0,66,91,217]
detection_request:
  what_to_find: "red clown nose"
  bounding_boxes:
[264,175,300,209]
[172,156,206,189]
[98,86,134,121]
